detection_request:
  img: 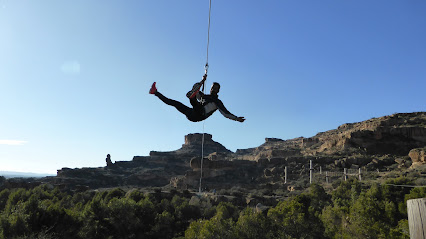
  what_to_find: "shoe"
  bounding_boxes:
[149,82,157,94]
[186,83,202,99]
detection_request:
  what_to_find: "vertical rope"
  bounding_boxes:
[199,0,212,194]
[199,123,205,193]
[205,0,212,67]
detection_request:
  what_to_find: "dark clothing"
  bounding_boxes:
[155,91,238,122]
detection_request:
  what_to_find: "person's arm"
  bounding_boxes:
[216,99,245,122]
[200,74,207,85]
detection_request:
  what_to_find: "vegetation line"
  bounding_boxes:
[384,184,426,188]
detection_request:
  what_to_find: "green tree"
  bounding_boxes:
[135,196,157,236]
[388,219,410,239]
[79,195,110,239]
[268,193,325,239]
[171,195,201,236]
[345,184,407,239]
[321,204,348,239]
[184,202,237,239]
[185,219,208,239]
[234,207,275,239]
[0,189,10,211]
[383,177,413,220]
[308,183,332,216]
[331,178,361,211]
[348,191,389,238]
[104,188,125,202]
[150,211,176,239]
[126,189,145,202]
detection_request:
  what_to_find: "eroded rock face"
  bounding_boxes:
[184,133,211,145]
[182,157,260,189]
[175,133,232,157]
[48,134,236,191]
[233,113,425,163]
[190,157,250,170]
[409,147,426,167]
[301,112,426,156]
[9,112,425,192]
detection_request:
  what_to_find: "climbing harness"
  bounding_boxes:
[199,0,212,194]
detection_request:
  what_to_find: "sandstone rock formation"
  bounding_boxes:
[175,112,426,190]
[409,147,426,168]
[50,134,235,190]
[305,112,426,156]
[7,112,424,192]
[175,133,232,157]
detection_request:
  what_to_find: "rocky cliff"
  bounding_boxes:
[5,112,425,192]
[308,112,426,156]
[48,133,234,190]
[235,112,426,161]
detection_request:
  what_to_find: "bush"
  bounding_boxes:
[0,183,420,239]
[0,190,10,211]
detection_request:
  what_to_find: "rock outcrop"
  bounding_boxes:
[149,133,232,161]
[5,112,424,192]
[49,134,234,190]
[299,112,426,156]
[409,147,426,168]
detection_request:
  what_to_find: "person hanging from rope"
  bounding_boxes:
[149,75,245,123]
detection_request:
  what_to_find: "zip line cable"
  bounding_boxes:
[199,0,212,194]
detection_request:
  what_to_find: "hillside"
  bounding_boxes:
[1,112,425,194]
[0,171,54,178]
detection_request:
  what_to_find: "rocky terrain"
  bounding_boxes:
[2,112,426,192]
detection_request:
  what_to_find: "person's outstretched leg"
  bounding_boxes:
[150,82,192,116]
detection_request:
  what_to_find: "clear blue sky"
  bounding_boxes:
[1,0,425,174]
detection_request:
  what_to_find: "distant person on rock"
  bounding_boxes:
[106,154,113,167]
[149,75,245,123]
